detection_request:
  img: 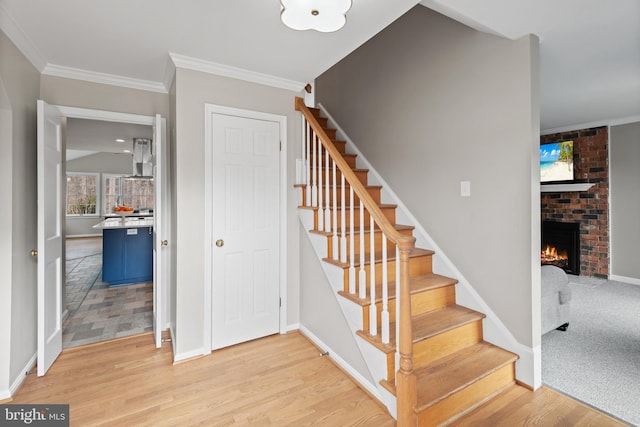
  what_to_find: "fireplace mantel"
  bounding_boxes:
[541,183,596,193]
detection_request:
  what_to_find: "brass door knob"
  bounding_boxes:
[161,240,168,246]
[31,249,38,257]
[216,239,224,247]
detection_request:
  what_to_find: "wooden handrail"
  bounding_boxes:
[296,97,417,425]
[295,98,416,251]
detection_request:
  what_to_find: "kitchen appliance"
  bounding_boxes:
[132,138,153,177]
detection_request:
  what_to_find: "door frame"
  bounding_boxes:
[45,105,168,344]
[203,104,288,352]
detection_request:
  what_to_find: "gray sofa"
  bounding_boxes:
[541,265,572,334]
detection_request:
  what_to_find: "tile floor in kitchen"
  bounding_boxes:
[63,237,153,348]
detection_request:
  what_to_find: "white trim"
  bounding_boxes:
[286,323,300,332]
[65,233,102,238]
[42,64,167,94]
[298,325,383,401]
[163,56,177,94]
[170,324,177,361]
[170,53,306,93]
[0,3,47,71]
[203,104,288,354]
[57,106,154,126]
[609,275,640,286]
[173,347,207,364]
[2,352,37,399]
[541,115,640,136]
[540,183,595,192]
[318,103,538,387]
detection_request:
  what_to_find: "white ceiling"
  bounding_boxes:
[66,118,152,159]
[1,0,638,132]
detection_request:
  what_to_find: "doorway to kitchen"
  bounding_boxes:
[37,104,168,372]
[62,118,156,348]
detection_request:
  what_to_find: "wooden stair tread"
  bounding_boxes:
[338,273,457,307]
[414,342,519,412]
[355,303,480,353]
[404,305,485,343]
[323,247,434,268]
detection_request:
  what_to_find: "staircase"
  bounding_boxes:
[295,98,519,426]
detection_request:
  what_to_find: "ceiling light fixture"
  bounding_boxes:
[115,138,125,143]
[280,0,352,33]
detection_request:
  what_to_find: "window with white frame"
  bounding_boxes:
[66,173,99,216]
[122,177,154,211]
[102,175,154,214]
[103,174,121,214]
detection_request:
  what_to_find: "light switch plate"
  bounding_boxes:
[461,181,471,197]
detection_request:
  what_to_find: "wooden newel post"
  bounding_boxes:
[396,241,417,426]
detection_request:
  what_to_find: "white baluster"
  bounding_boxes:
[369,214,377,336]
[348,186,355,294]
[317,138,324,231]
[340,174,347,263]
[381,235,389,344]
[324,144,330,234]
[396,246,400,369]
[358,201,366,300]
[311,133,317,207]
[332,159,338,260]
[305,121,311,206]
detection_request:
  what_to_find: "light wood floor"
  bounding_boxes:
[4,332,625,426]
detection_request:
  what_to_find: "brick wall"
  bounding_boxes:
[541,126,609,278]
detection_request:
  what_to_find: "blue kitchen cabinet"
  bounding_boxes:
[102,227,153,286]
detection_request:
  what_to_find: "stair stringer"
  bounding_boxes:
[317,103,540,389]
[297,206,398,417]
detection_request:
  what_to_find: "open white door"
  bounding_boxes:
[153,114,167,348]
[37,100,63,376]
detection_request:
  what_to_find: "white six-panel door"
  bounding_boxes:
[37,100,64,376]
[211,113,280,350]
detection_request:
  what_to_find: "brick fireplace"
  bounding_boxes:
[540,126,609,278]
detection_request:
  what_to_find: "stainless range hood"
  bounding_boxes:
[132,137,153,177]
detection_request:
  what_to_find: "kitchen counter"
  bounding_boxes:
[95,218,153,286]
[93,217,154,229]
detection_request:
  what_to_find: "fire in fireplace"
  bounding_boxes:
[541,221,580,274]
[541,245,569,269]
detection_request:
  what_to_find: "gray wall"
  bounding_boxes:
[66,152,133,236]
[316,6,540,347]
[610,121,640,280]
[299,224,373,384]
[173,68,302,357]
[0,29,40,396]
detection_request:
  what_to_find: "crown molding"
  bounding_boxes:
[169,53,305,93]
[163,56,176,92]
[541,115,640,135]
[0,2,47,71]
[42,64,168,94]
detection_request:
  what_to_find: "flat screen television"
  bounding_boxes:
[540,140,574,183]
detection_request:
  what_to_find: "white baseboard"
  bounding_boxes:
[169,323,176,357]
[65,234,102,239]
[609,274,640,286]
[1,352,38,400]
[298,325,382,402]
[173,347,207,364]
[286,323,300,332]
